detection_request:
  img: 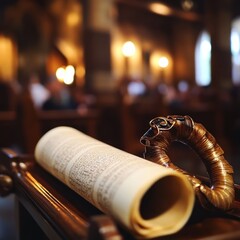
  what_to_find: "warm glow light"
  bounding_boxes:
[76,65,85,78]
[64,65,75,85]
[56,65,75,85]
[67,12,80,26]
[66,65,75,75]
[121,41,136,57]
[148,3,172,16]
[181,0,194,11]
[56,67,65,82]
[57,40,79,64]
[158,56,169,68]
[0,35,16,80]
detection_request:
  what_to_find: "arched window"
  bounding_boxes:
[195,31,211,86]
[231,18,240,85]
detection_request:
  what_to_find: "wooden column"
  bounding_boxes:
[82,0,114,91]
[205,0,233,90]
[204,0,234,142]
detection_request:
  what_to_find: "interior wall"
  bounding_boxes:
[171,21,203,86]
[113,1,204,88]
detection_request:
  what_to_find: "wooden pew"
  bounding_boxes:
[37,109,98,138]
[0,111,18,148]
[1,148,240,239]
[17,92,99,154]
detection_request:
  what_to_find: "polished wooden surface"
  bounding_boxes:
[1,148,240,239]
[0,148,125,240]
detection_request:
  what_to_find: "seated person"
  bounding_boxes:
[42,77,77,110]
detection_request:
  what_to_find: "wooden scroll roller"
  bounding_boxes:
[140,115,235,211]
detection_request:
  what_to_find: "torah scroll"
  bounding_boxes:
[34,126,195,239]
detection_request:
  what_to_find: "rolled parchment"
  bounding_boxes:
[35,126,194,238]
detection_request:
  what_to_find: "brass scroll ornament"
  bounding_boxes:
[0,174,13,197]
[0,165,13,197]
[140,115,235,211]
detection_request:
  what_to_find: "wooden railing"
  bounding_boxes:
[1,148,240,239]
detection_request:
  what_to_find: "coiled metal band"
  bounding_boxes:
[140,115,234,211]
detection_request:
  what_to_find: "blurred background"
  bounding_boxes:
[1,0,240,238]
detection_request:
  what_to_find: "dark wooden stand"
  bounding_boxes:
[1,148,240,239]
